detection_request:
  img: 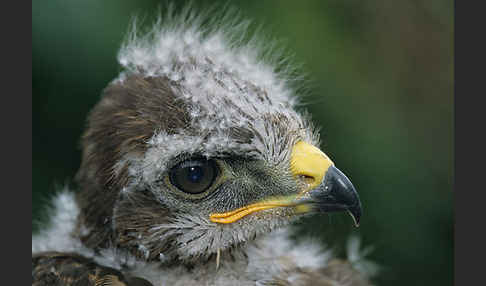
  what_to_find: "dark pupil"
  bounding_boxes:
[169,159,218,194]
[187,166,204,183]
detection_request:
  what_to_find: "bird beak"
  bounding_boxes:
[290,141,362,226]
[293,164,362,226]
[209,141,362,226]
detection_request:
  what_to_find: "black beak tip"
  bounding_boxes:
[348,203,362,227]
[306,165,363,227]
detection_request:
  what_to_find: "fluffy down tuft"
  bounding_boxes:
[117,3,306,107]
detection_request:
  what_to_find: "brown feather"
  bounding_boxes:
[32,252,153,286]
[74,75,191,250]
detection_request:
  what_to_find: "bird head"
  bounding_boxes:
[74,9,362,264]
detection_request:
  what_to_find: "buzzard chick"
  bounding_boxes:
[32,6,376,286]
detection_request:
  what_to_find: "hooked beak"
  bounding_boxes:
[294,165,362,226]
[290,141,362,226]
[209,141,362,226]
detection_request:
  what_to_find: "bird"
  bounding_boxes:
[32,5,377,286]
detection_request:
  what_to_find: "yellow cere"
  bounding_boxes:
[290,141,334,190]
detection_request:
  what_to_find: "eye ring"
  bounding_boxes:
[168,158,220,195]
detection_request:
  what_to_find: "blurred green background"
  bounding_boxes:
[32,1,453,285]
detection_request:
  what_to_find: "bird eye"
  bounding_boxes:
[169,158,219,194]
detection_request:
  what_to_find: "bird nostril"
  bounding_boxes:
[299,175,316,187]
